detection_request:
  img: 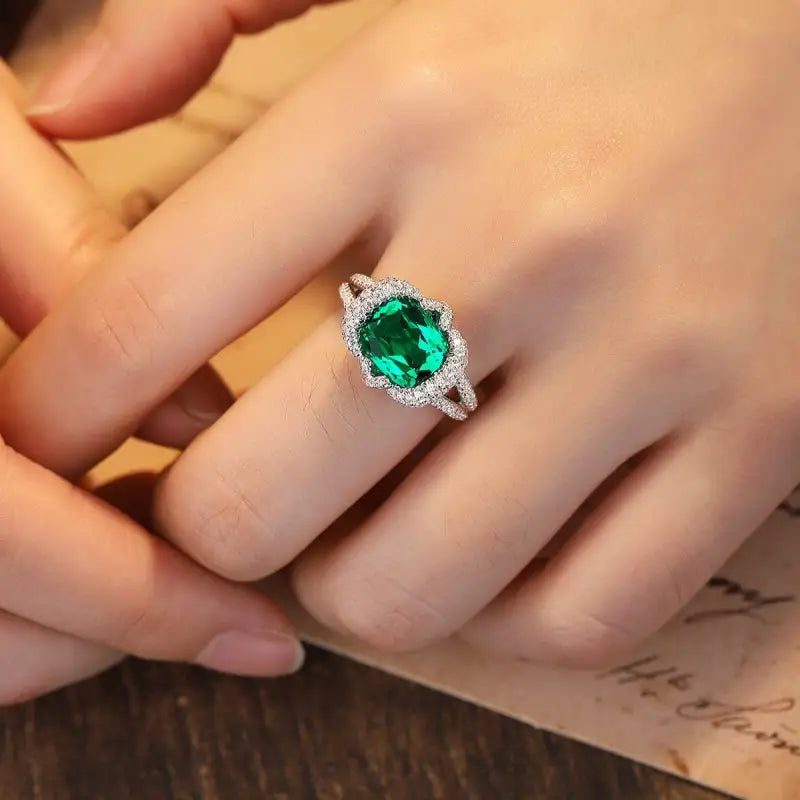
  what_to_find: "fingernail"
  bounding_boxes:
[28,32,108,116]
[174,373,234,426]
[195,631,305,677]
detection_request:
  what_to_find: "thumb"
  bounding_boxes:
[27,0,340,139]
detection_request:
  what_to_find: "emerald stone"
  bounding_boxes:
[358,296,449,389]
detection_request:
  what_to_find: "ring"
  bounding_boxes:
[339,274,478,421]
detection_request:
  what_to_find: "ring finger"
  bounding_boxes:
[153,220,515,580]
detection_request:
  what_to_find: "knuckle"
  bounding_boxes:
[532,606,639,670]
[633,316,712,385]
[528,186,622,290]
[332,573,448,654]
[616,310,725,415]
[539,184,617,246]
[625,272,763,401]
[157,455,272,582]
[75,275,164,376]
[336,601,423,654]
[369,53,466,146]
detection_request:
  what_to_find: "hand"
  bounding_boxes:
[0,65,302,704]
[27,0,343,137]
[6,0,800,667]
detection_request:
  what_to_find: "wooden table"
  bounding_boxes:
[0,648,724,799]
[0,6,729,798]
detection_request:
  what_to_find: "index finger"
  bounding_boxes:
[0,43,390,477]
[0,63,234,449]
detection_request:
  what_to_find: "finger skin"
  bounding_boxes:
[0,466,161,704]
[0,441,302,674]
[0,69,232,447]
[290,349,681,653]
[462,401,800,669]
[0,467,272,707]
[0,610,121,706]
[150,201,527,583]
[0,80,126,333]
[153,314,489,581]
[28,0,343,139]
[0,66,273,698]
[0,46,391,478]
[0,71,129,699]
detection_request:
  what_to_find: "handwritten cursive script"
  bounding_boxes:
[683,576,795,624]
[599,655,800,758]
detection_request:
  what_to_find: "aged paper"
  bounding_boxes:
[10,3,800,798]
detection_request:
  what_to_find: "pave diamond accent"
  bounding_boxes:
[341,276,473,419]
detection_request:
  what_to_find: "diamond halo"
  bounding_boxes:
[340,274,477,421]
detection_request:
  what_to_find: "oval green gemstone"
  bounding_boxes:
[357,296,449,389]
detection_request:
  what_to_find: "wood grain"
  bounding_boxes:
[0,648,726,800]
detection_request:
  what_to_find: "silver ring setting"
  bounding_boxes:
[340,274,477,421]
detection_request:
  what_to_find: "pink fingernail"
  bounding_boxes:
[195,631,305,677]
[28,32,109,116]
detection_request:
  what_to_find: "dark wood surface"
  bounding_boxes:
[0,646,726,800]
